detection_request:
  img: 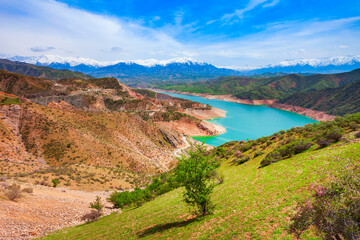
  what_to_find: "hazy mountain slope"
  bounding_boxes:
[279,80,360,115]
[0,59,92,80]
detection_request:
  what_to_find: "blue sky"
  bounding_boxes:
[0,0,360,67]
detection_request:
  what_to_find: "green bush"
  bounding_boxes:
[232,155,250,165]
[260,151,282,167]
[253,151,264,158]
[52,179,59,188]
[108,172,180,209]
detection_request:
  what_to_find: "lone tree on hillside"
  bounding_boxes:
[175,144,219,216]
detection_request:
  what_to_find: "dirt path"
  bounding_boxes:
[0,183,117,240]
[174,135,191,158]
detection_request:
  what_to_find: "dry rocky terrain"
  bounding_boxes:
[0,182,117,240]
[0,70,225,239]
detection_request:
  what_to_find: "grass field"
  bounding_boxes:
[43,136,360,240]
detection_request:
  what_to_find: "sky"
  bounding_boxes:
[0,0,360,67]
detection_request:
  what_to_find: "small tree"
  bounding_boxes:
[90,196,104,213]
[82,196,104,222]
[175,144,218,216]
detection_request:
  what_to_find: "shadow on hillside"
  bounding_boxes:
[137,217,198,238]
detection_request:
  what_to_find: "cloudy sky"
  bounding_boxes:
[0,0,360,67]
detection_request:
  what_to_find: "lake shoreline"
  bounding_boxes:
[152,89,335,122]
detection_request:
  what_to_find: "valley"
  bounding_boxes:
[0,59,359,240]
[2,1,360,239]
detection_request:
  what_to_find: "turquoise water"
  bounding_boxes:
[160,92,317,147]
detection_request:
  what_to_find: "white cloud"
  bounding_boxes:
[194,17,360,66]
[0,0,185,61]
[222,0,281,22]
[263,0,280,8]
[0,0,359,68]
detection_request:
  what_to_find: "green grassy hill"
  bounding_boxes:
[158,68,360,100]
[279,80,360,115]
[43,114,360,240]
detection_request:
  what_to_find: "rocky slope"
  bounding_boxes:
[0,71,228,186]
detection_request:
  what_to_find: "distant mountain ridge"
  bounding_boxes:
[3,55,360,86]
[0,59,91,80]
[240,55,360,74]
[5,55,241,86]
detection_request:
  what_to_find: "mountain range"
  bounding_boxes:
[241,55,360,74]
[3,55,360,86]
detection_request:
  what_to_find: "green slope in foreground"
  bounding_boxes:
[43,135,360,239]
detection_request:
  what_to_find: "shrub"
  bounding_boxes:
[5,184,22,201]
[290,165,360,239]
[349,122,359,130]
[293,140,313,154]
[0,175,7,181]
[233,155,250,165]
[215,174,225,185]
[21,187,33,193]
[0,181,9,189]
[316,138,332,148]
[253,151,264,158]
[354,132,360,138]
[260,151,282,167]
[233,150,243,158]
[90,196,104,213]
[81,210,102,222]
[52,179,59,188]
[325,128,344,142]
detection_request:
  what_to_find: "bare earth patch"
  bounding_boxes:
[0,183,117,240]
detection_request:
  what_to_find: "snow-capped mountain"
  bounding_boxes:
[238,55,360,74]
[6,55,206,68]
[2,55,360,86]
[2,55,239,86]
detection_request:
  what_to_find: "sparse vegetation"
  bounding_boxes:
[5,184,22,201]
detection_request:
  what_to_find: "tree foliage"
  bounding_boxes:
[175,144,219,216]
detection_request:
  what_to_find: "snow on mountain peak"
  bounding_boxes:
[271,55,360,68]
[6,55,205,68]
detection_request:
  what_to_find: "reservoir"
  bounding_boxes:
[160,92,317,147]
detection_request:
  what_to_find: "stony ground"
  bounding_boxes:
[0,183,117,240]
